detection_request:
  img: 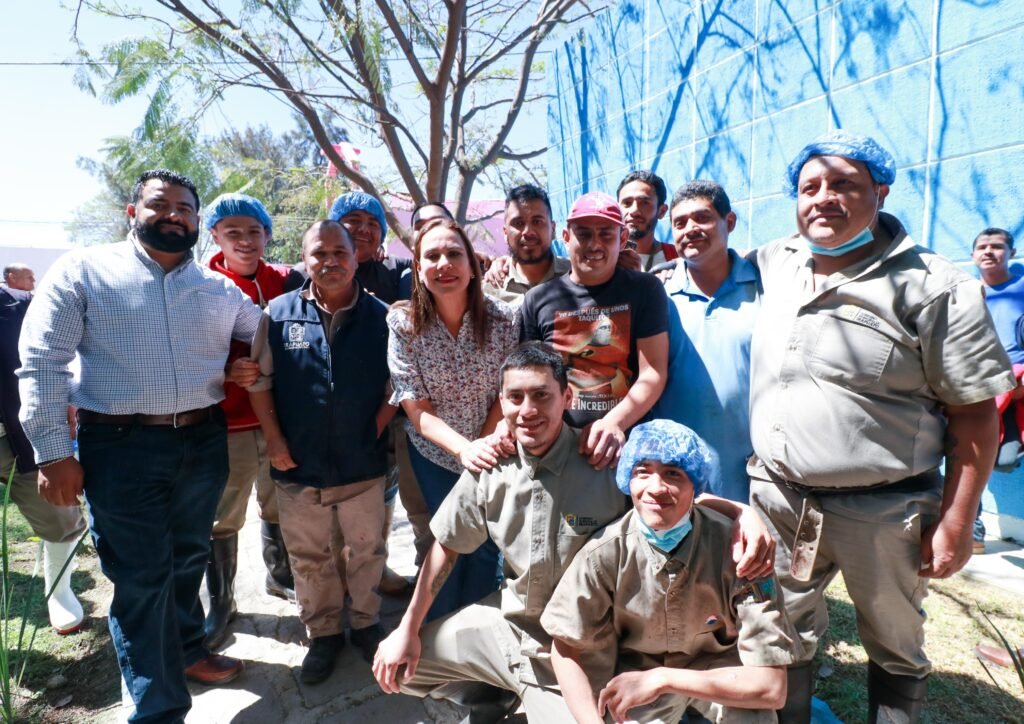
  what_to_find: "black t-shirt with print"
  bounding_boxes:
[520,267,668,427]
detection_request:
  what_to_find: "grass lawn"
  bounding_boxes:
[0,499,1021,722]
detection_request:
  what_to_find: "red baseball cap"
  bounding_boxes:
[566,192,624,226]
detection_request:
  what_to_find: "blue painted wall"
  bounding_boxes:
[547,0,1024,530]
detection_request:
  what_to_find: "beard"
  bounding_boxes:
[627,222,652,242]
[134,218,199,253]
[511,245,553,267]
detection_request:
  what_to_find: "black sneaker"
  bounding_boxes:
[349,623,386,664]
[300,632,346,684]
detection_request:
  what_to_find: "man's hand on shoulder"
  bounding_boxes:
[580,418,625,470]
[373,624,422,694]
[617,248,642,272]
[730,505,776,579]
[483,255,512,288]
[37,457,84,507]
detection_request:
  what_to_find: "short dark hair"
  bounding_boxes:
[617,170,667,208]
[411,202,453,227]
[301,219,353,253]
[973,227,1015,250]
[669,180,732,219]
[130,169,200,209]
[505,184,553,218]
[499,342,568,392]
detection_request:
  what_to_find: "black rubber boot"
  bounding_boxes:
[451,683,521,724]
[261,521,296,601]
[203,535,238,650]
[776,662,813,724]
[867,661,928,724]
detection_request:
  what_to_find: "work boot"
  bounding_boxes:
[203,535,238,650]
[450,683,521,724]
[349,622,387,664]
[300,632,346,684]
[776,662,812,724]
[379,497,413,596]
[42,540,84,634]
[867,661,927,724]
[261,521,295,601]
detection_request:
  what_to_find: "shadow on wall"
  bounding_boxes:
[549,0,1024,256]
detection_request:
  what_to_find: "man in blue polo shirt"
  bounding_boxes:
[651,180,760,503]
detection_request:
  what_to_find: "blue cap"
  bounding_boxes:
[204,193,273,234]
[784,130,896,198]
[616,420,712,496]
[328,192,388,244]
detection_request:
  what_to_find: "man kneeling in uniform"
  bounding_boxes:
[543,420,796,724]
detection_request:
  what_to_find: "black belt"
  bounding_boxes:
[78,406,216,428]
[782,469,941,498]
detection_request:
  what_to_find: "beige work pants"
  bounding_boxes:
[391,420,432,561]
[751,478,941,677]
[277,478,386,636]
[400,593,574,721]
[0,440,85,543]
[212,429,278,536]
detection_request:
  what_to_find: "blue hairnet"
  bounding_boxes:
[328,192,387,244]
[616,420,713,496]
[204,193,273,234]
[784,130,896,198]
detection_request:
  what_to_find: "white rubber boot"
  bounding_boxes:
[42,540,84,634]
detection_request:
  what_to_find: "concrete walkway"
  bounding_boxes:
[960,536,1024,596]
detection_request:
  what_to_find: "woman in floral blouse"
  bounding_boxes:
[387,218,518,619]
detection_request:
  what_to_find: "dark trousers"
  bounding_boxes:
[406,440,500,622]
[80,415,228,724]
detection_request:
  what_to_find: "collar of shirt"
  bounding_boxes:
[518,422,575,477]
[665,248,757,300]
[628,506,706,575]
[778,212,913,302]
[505,255,572,292]
[302,279,361,343]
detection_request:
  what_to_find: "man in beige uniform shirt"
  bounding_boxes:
[748,131,1015,723]
[543,420,795,724]
[373,343,775,721]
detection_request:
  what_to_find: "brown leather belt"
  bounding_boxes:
[78,406,216,428]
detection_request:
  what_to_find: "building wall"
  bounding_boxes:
[546,0,1024,535]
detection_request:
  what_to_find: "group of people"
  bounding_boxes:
[4,129,1015,724]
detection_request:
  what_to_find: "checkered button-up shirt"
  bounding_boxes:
[18,233,262,463]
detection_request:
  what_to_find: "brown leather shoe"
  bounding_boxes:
[975,643,1023,668]
[379,565,413,597]
[185,653,244,685]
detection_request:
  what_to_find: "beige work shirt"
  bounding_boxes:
[749,213,1016,488]
[482,256,572,306]
[541,508,796,685]
[430,424,629,684]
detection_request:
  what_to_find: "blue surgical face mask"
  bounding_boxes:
[637,508,693,552]
[806,225,874,257]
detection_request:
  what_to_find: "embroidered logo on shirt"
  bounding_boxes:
[563,513,599,530]
[837,305,881,330]
[285,322,310,350]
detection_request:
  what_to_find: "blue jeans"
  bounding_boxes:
[80,415,229,724]
[406,439,500,622]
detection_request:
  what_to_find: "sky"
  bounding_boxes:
[0,3,537,251]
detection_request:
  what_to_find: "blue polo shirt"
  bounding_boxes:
[650,250,761,503]
[983,273,1024,364]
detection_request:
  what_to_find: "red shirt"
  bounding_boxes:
[208,252,296,432]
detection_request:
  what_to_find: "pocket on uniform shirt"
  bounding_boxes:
[807,316,894,390]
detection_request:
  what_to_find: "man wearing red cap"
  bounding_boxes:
[520,191,669,466]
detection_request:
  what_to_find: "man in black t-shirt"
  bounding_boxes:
[520,191,669,469]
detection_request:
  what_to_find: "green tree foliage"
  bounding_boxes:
[70,0,596,247]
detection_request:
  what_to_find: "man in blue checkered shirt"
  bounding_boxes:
[17,169,264,724]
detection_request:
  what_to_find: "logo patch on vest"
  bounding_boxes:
[285,322,310,350]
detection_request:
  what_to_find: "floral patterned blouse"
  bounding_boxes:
[387,297,519,473]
